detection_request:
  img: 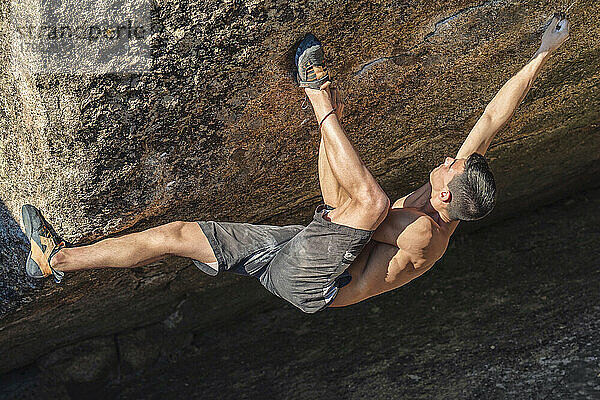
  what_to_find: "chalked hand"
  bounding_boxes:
[540,14,570,54]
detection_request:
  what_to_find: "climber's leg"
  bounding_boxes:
[317,86,352,208]
[318,135,351,208]
[296,33,388,230]
[306,86,389,231]
[51,221,216,272]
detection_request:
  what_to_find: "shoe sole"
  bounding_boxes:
[22,205,46,279]
[295,33,321,68]
[295,34,330,89]
[22,204,33,238]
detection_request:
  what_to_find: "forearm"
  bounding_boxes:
[457,50,551,158]
[485,50,550,125]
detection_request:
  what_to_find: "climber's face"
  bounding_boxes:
[429,157,466,195]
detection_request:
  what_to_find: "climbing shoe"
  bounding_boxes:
[295,33,331,90]
[22,204,65,283]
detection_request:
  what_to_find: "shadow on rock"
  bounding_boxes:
[0,200,36,317]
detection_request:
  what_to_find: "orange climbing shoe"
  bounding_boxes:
[22,204,65,283]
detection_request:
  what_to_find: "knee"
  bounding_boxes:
[154,221,188,251]
[373,194,391,221]
[355,188,390,220]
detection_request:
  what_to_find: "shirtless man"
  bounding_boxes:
[22,15,569,313]
[332,15,570,307]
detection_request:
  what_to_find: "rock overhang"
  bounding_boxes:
[0,0,599,375]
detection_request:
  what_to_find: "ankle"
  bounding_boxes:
[50,247,68,270]
[305,93,334,120]
[305,87,331,106]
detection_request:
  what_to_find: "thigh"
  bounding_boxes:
[173,221,218,263]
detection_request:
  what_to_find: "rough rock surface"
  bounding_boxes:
[0,0,599,388]
[3,176,599,400]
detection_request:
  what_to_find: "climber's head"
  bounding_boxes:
[429,153,496,221]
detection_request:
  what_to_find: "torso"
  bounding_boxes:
[330,186,459,308]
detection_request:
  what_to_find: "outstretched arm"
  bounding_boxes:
[456,15,570,159]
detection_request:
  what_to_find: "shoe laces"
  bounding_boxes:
[301,93,309,110]
[40,225,52,238]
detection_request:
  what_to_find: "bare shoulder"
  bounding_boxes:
[373,207,453,267]
[335,213,451,306]
[396,214,450,267]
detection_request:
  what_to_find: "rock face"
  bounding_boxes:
[4,175,600,400]
[0,0,599,381]
[0,201,29,316]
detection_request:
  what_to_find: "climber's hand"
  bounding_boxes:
[539,14,569,54]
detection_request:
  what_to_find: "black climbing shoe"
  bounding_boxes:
[22,204,65,283]
[295,33,331,90]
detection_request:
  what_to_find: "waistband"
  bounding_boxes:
[314,204,374,239]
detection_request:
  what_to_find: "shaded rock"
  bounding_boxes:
[0,365,70,400]
[38,337,118,383]
[117,324,163,373]
[116,317,195,373]
[0,201,31,316]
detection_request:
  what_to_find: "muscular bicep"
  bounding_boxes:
[364,248,433,298]
[385,250,418,283]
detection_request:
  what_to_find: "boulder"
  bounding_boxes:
[38,336,118,383]
[0,0,598,377]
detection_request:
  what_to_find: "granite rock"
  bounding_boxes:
[0,0,598,378]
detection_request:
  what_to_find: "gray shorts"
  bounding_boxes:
[193,205,373,313]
